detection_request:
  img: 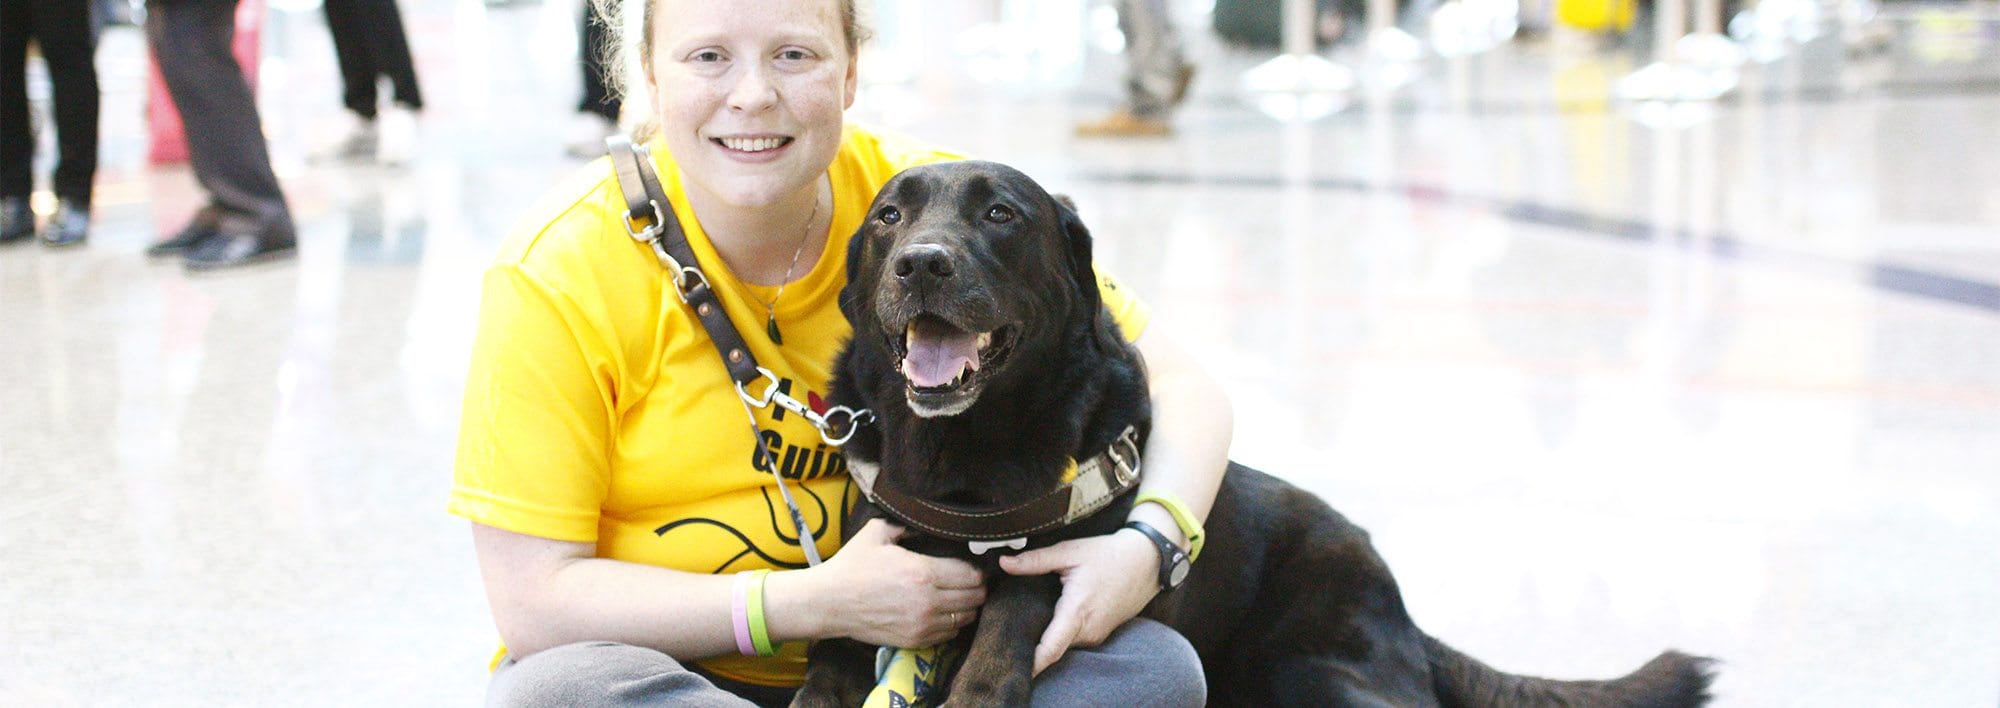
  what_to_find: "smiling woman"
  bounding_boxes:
[448,0,1230,704]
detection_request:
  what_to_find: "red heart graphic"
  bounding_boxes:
[807,391,829,415]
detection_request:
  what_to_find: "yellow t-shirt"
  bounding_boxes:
[449,123,1150,687]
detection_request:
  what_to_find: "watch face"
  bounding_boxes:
[1168,557,1190,587]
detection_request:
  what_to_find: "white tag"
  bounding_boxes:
[967,537,1028,555]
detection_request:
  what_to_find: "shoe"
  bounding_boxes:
[1075,110,1173,138]
[1169,62,1196,107]
[147,207,223,257]
[183,218,297,271]
[0,196,32,243]
[38,199,88,247]
[313,113,378,163]
[377,104,418,166]
[564,113,620,159]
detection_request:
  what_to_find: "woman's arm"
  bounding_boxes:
[475,518,987,660]
[997,323,1233,674]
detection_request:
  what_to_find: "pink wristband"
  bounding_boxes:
[731,571,757,656]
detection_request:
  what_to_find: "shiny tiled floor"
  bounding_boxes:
[4,0,1999,705]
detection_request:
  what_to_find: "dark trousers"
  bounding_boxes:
[0,0,99,205]
[578,2,618,122]
[323,0,421,119]
[146,0,291,229]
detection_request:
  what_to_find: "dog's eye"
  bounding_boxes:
[877,206,901,225]
[985,205,1015,224]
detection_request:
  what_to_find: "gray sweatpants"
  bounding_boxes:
[1114,0,1189,118]
[487,618,1206,707]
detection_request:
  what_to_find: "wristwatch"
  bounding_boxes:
[1124,520,1191,590]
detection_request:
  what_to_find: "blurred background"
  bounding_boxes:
[2,0,1997,704]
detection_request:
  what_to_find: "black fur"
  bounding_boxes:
[796,161,1716,707]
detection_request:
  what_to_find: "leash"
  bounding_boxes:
[606,136,874,566]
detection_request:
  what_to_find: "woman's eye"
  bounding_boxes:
[877,207,901,225]
[691,50,725,63]
[985,205,1014,223]
[777,48,813,62]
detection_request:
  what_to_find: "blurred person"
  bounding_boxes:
[314,0,423,165]
[142,0,296,270]
[451,0,1232,703]
[563,0,621,158]
[1076,0,1194,138]
[0,0,99,246]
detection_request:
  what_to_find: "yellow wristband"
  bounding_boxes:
[747,569,775,657]
[1134,491,1205,562]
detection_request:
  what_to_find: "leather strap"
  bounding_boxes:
[606,136,764,387]
[847,426,1143,543]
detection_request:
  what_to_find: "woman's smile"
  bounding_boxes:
[712,134,796,162]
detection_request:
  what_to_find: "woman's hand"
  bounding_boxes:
[997,528,1160,675]
[789,518,987,649]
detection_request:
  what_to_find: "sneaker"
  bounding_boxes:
[377,104,419,166]
[38,199,88,247]
[564,113,620,159]
[0,196,32,243]
[1075,110,1173,138]
[313,113,378,163]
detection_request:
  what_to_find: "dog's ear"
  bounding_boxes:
[1057,196,1126,356]
[1056,196,1099,316]
[838,223,872,324]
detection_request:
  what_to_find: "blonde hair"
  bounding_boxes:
[586,0,871,136]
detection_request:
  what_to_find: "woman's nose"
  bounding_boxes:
[727,62,778,113]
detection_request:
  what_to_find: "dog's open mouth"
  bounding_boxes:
[890,314,1016,414]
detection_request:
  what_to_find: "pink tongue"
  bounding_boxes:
[902,330,980,388]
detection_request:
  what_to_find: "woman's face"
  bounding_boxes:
[646,0,857,209]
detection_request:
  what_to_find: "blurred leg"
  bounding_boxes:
[322,0,377,118]
[34,0,99,207]
[368,0,422,110]
[146,0,291,228]
[0,0,34,200]
[1113,0,1189,119]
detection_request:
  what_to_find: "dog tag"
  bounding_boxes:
[968,537,1028,555]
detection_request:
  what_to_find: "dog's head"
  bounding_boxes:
[841,161,1109,418]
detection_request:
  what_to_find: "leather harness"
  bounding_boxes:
[847,425,1144,555]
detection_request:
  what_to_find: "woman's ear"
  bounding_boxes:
[843,56,859,109]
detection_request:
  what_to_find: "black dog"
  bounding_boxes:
[794,160,1715,706]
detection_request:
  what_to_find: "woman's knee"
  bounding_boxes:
[487,641,692,707]
[1036,618,1207,707]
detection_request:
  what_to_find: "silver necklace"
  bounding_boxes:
[756,195,819,345]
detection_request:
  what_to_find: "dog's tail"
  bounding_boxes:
[1423,634,1716,707]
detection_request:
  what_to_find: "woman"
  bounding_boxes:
[450,0,1234,704]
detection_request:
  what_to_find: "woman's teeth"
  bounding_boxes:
[718,137,788,152]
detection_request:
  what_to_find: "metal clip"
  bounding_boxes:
[651,239,709,304]
[624,200,664,242]
[1106,430,1141,485]
[736,368,876,446]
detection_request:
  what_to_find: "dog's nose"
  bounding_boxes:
[893,244,954,281]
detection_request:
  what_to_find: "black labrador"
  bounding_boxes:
[794,160,1715,707]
